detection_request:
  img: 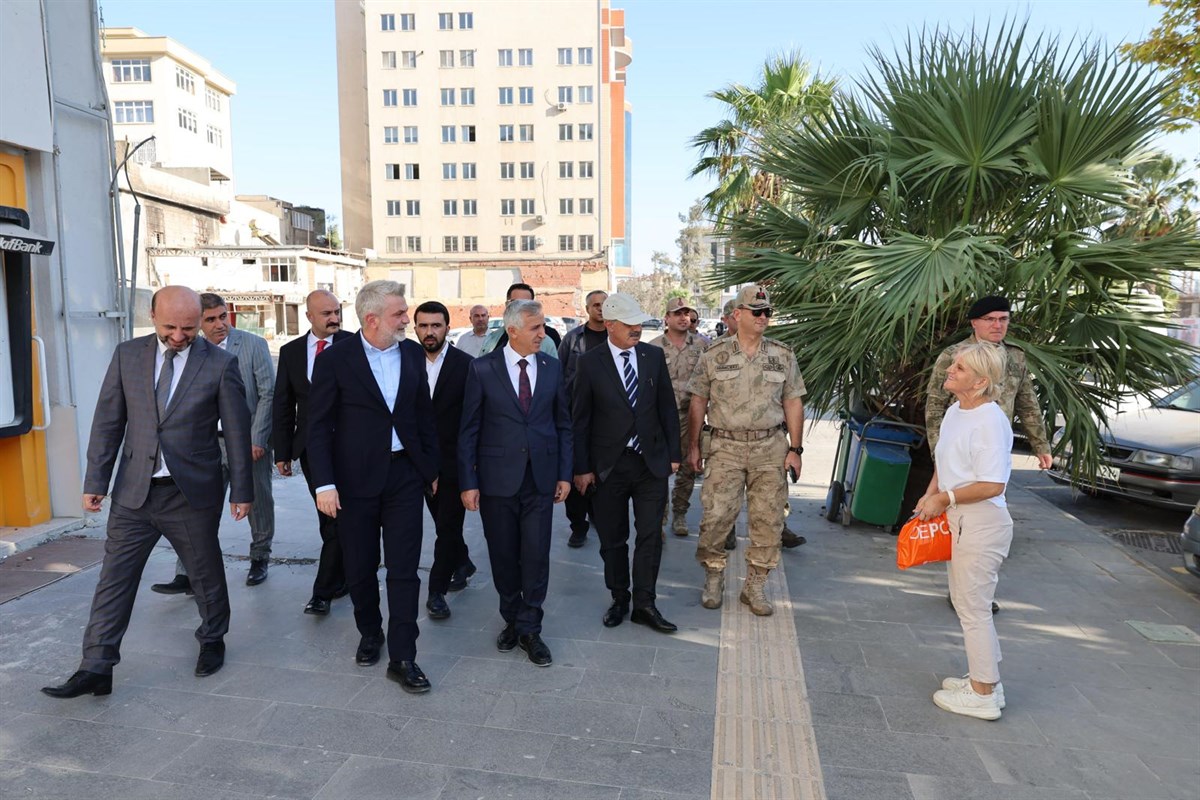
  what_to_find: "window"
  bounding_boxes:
[381,13,395,30]
[386,200,402,216]
[444,199,458,216]
[382,51,397,69]
[501,199,515,215]
[206,125,223,148]
[132,139,157,164]
[463,199,478,216]
[444,236,459,253]
[578,47,593,65]
[111,58,150,83]
[178,108,197,133]
[559,235,575,251]
[520,161,535,179]
[499,124,514,142]
[385,163,401,180]
[441,125,456,143]
[460,87,475,105]
[463,235,478,252]
[500,162,515,179]
[578,85,594,103]
[579,197,594,214]
[519,86,533,104]
[114,100,154,123]
[441,88,456,106]
[501,235,516,252]
[402,50,418,68]
[440,50,454,68]
[384,126,399,144]
[176,66,195,94]
[402,89,417,106]
[206,89,223,113]
[400,13,415,30]
[461,125,476,142]
[498,86,513,105]
[405,163,420,180]
[442,162,457,179]
[559,198,574,214]
[521,198,536,215]
[579,234,594,250]
[386,236,404,253]
[459,12,473,29]
[383,89,398,107]
[519,124,534,142]
[558,86,573,104]
[262,257,297,282]
[558,124,573,141]
[578,123,594,140]
[404,126,419,143]
[498,49,513,67]
[579,160,594,177]
[460,49,475,67]
[559,161,573,178]
[522,235,537,252]
[461,162,477,179]
[438,12,453,29]
[518,48,533,66]
[406,200,421,216]
[406,236,422,252]
[557,47,573,65]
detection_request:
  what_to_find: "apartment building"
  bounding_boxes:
[336,1,632,320]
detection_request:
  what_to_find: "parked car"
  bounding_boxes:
[1181,501,1200,579]
[1047,377,1200,510]
[640,318,663,330]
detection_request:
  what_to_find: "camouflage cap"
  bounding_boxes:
[734,284,772,310]
[665,296,695,314]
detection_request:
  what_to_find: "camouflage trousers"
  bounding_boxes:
[670,406,697,517]
[696,430,788,573]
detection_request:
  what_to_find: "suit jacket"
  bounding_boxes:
[429,344,473,482]
[572,342,681,481]
[84,334,253,509]
[458,348,572,496]
[307,333,440,497]
[272,329,353,461]
[218,327,274,449]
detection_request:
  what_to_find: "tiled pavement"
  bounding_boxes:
[1,420,1197,799]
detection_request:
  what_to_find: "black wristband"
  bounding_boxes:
[789,446,804,455]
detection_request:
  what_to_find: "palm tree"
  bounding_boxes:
[711,22,1200,483]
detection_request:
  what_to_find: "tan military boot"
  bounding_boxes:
[701,570,725,609]
[672,514,689,537]
[739,566,773,616]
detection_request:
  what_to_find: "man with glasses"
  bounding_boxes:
[687,285,806,617]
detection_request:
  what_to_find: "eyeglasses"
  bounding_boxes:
[742,307,772,318]
[979,315,1010,324]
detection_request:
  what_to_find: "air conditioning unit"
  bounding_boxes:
[534,215,544,224]
[535,237,544,247]
[555,103,567,112]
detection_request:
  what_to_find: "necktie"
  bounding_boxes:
[316,339,327,355]
[621,351,641,452]
[517,359,532,414]
[155,350,176,470]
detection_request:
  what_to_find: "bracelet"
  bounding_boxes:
[947,489,958,509]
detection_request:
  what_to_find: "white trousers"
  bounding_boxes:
[947,501,1012,684]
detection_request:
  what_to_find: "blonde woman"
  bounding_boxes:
[914,342,1013,720]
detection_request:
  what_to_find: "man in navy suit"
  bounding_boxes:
[459,299,572,667]
[307,280,440,693]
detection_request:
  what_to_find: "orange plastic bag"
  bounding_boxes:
[896,513,952,570]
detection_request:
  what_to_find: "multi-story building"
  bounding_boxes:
[335,1,631,322]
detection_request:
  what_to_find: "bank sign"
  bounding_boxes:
[0,233,55,256]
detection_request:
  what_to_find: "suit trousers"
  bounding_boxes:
[300,451,345,599]
[479,462,553,635]
[564,484,591,534]
[81,483,228,674]
[947,502,1013,684]
[338,452,425,663]
[591,450,668,608]
[175,436,274,576]
[424,474,473,595]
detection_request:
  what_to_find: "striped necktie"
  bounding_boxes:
[621,351,641,452]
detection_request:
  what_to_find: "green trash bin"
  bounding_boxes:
[849,439,914,527]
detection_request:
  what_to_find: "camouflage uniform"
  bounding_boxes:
[689,335,806,573]
[925,336,1050,456]
[649,330,705,531]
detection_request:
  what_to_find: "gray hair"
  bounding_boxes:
[355,280,405,324]
[504,299,543,331]
[954,341,1007,401]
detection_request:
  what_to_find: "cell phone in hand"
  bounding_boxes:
[787,466,798,483]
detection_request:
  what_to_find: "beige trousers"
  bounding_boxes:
[947,501,1012,685]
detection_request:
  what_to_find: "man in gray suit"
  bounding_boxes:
[153,292,275,591]
[42,286,254,698]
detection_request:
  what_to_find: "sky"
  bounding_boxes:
[99,0,1196,273]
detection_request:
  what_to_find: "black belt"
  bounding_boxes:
[216,430,224,437]
[150,476,175,487]
[390,449,408,460]
[623,447,643,456]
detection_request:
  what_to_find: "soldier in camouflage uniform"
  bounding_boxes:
[650,297,705,537]
[687,285,806,616]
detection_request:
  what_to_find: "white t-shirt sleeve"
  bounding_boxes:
[970,405,1013,485]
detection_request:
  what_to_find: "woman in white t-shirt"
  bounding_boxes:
[914,341,1014,721]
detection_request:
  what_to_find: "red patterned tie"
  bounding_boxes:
[517,359,532,414]
[316,339,327,355]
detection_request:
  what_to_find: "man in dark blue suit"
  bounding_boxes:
[459,299,572,667]
[307,280,440,693]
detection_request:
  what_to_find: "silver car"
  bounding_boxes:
[1181,501,1200,579]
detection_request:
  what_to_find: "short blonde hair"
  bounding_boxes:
[953,342,1006,401]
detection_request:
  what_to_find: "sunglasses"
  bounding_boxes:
[742,307,772,318]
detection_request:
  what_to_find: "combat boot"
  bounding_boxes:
[672,514,689,537]
[701,570,725,609]
[739,566,773,616]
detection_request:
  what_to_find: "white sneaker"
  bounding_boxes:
[933,684,1002,720]
[941,675,1005,708]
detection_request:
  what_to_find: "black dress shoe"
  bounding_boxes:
[496,623,519,652]
[151,575,193,595]
[246,559,269,586]
[724,528,737,550]
[41,670,112,698]
[567,530,587,548]
[448,561,477,592]
[304,596,331,616]
[332,583,350,599]
[781,527,806,548]
[946,593,1000,615]
[426,592,451,620]
[518,633,552,667]
[602,601,629,628]
[356,632,385,666]
[195,641,225,677]
[386,660,431,694]
[631,606,678,633]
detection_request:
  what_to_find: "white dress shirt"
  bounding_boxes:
[307,332,335,381]
[362,336,403,452]
[503,344,538,397]
[152,338,192,477]
[608,340,639,449]
[425,345,448,398]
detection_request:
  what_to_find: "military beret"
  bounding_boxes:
[967,295,1010,320]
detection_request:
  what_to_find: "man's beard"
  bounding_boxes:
[422,336,445,353]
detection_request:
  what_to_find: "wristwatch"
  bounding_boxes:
[789,446,804,456]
